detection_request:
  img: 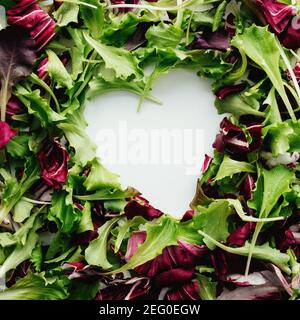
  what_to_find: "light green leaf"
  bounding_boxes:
[83,32,141,79]
[77,201,93,233]
[215,93,264,117]
[215,155,255,181]
[114,216,147,253]
[0,272,68,300]
[194,200,233,250]
[15,87,65,126]
[46,50,73,89]
[13,198,33,223]
[109,216,178,274]
[84,158,121,192]
[58,108,97,166]
[0,219,40,278]
[196,274,217,300]
[232,25,295,120]
[80,0,104,38]
[48,191,80,233]
[145,23,183,48]
[248,165,294,218]
[53,2,79,27]
[85,218,119,269]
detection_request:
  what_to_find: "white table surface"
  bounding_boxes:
[85,68,223,218]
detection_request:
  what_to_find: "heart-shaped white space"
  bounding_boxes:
[85,68,223,218]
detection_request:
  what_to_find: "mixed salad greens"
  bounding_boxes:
[0,0,300,300]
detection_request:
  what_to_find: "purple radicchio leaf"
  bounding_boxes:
[38,137,70,189]
[0,121,17,149]
[72,219,103,245]
[201,154,213,174]
[280,19,300,50]
[181,210,195,222]
[165,281,200,300]
[256,0,296,34]
[6,96,24,118]
[243,174,256,201]
[211,249,265,281]
[125,231,147,262]
[124,196,163,220]
[213,118,263,156]
[7,0,56,51]
[276,228,296,252]
[154,268,195,289]
[96,277,151,300]
[216,83,246,100]
[37,57,49,80]
[0,25,36,121]
[133,241,208,278]
[189,29,231,52]
[227,222,256,247]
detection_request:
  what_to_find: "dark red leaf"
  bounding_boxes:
[38,137,70,189]
[0,121,17,149]
[124,196,162,220]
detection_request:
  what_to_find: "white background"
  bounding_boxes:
[85,68,223,218]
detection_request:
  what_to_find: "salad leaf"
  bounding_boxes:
[0,217,41,278]
[53,2,79,27]
[232,25,296,120]
[85,218,119,269]
[0,26,35,121]
[83,32,141,79]
[58,108,97,166]
[215,155,256,181]
[263,120,300,156]
[196,274,217,300]
[194,200,233,250]
[109,216,179,273]
[199,230,291,274]
[46,50,73,89]
[215,93,264,117]
[83,158,121,192]
[80,0,104,39]
[145,23,183,48]
[48,191,80,234]
[0,272,68,300]
[15,86,65,126]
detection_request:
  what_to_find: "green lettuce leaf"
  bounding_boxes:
[109,216,179,274]
[85,218,119,269]
[53,2,79,27]
[232,25,296,120]
[215,155,256,181]
[194,200,233,250]
[145,23,183,48]
[80,0,104,39]
[196,274,217,300]
[46,49,73,89]
[58,108,97,166]
[83,158,121,192]
[0,217,41,277]
[83,32,141,79]
[0,272,69,300]
[263,120,300,156]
